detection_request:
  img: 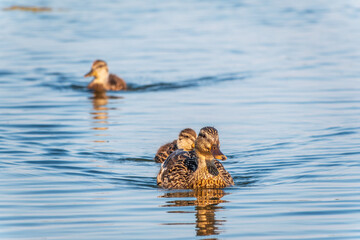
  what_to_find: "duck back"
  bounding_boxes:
[157,150,198,189]
[108,74,127,91]
[154,140,178,163]
[157,150,234,189]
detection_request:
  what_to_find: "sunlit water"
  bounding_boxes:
[1,0,360,239]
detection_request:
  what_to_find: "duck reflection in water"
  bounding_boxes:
[91,92,109,132]
[160,188,229,237]
[90,92,123,142]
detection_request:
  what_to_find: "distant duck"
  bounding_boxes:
[85,60,127,92]
[157,127,234,189]
[154,128,197,163]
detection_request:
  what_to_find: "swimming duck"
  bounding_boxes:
[154,128,197,163]
[157,127,234,189]
[85,60,127,92]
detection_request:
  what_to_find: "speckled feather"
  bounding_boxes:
[157,150,233,189]
[157,150,197,189]
[107,74,127,90]
[154,140,178,163]
[213,160,234,186]
[88,74,126,91]
[154,128,196,163]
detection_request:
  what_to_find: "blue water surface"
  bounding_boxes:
[0,0,360,239]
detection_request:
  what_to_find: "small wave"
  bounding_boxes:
[116,157,154,162]
[22,156,157,189]
[311,131,357,139]
[233,175,257,187]
[41,82,87,92]
[127,72,247,92]
[0,70,15,76]
[310,126,358,139]
[5,123,64,129]
[43,71,248,93]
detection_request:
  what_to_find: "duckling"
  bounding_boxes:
[154,128,197,163]
[85,60,127,92]
[157,127,234,189]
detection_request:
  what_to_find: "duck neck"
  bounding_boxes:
[195,150,213,169]
[93,72,109,84]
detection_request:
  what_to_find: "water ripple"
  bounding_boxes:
[1,0,360,239]
[42,71,249,93]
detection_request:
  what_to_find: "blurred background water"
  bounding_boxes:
[1,0,360,239]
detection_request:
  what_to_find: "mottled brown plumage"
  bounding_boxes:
[85,60,127,92]
[157,127,234,189]
[154,128,197,163]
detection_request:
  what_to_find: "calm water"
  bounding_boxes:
[1,0,360,239]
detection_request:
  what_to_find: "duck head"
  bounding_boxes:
[84,60,109,81]
[177,128,197,151]
[195,127,227,161]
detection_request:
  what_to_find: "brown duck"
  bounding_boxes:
[157,127,234,189]
[154,128,197,163]
[85,60,127,92]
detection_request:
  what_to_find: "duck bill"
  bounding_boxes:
[84,69,93,77]
[211,146,227,161]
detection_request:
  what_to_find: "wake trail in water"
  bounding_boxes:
[127,72,248,92]
[42,71,250,93]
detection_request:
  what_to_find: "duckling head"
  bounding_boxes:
[177,128,197,151]
[84,60,109,82]
[195,127,227,161]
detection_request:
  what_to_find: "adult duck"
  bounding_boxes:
[157,127,234,189]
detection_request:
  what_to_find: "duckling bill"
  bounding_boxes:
[157,127,234,189]
[154,128,197,163]
[85,60,127,92]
